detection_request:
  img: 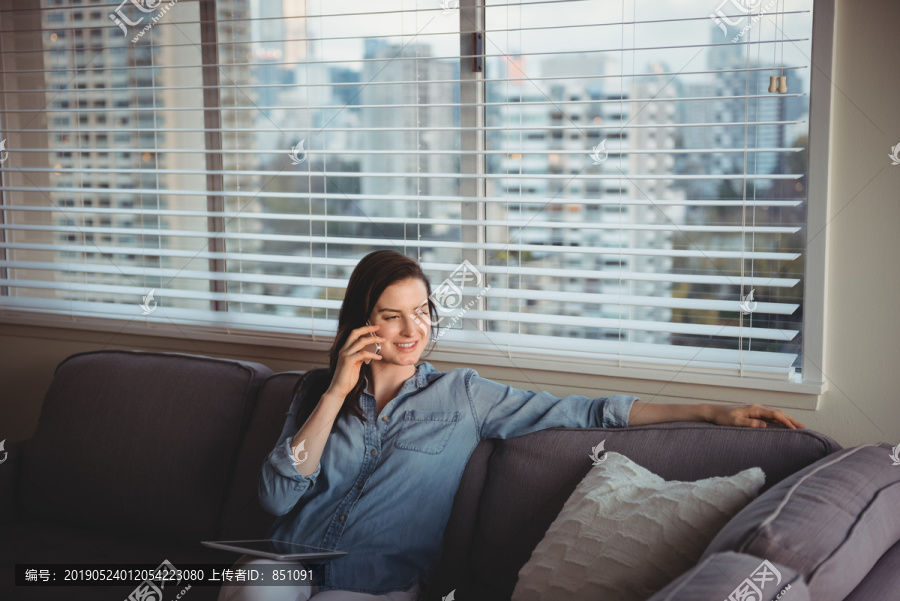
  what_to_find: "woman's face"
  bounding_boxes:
[367,278,431,366]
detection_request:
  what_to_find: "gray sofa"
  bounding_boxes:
[2,350,898,601]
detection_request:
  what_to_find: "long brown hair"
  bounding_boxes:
[290,250,439,425]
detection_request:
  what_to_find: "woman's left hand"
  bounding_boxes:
[706,403,805,430]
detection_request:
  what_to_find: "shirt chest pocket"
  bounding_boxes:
[394,410,461,454]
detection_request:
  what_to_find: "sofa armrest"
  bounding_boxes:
[0,438,28,525]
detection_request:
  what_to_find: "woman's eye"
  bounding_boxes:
[384,312,426,320]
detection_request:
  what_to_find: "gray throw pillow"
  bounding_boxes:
[512,451,765,601]
[701,443,900,601]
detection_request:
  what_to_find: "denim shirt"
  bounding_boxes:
[258,361,638,595]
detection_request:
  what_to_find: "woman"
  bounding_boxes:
[219,250,805,601]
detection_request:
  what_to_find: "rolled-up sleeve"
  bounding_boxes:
[464,369,639,441]
[258,389,322,516]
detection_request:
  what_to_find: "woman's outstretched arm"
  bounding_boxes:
[628,401,805,429]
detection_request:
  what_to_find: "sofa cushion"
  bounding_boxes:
[701,443,900,601]
[0,438,26,525]
[17,350,272,545]
[843,537,900,601]
[423,422,841,601]
[0,521,230,601]
[218,371,307,539]
[645,551,808,601]
[512,451,765,601]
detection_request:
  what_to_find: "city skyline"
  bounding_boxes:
[0,0,812,374]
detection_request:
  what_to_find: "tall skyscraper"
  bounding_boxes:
[36,0,259,311]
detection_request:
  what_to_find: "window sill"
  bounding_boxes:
[0,309,823,412]
[426,346,823,412]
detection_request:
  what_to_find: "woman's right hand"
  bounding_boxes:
[326,323,385,399]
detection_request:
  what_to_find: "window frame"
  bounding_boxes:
[0,0,834,409]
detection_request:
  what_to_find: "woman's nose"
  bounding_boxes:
[400,315,419,336]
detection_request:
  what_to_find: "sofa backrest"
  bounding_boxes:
[218,371,310,540]
[424,422,842,601]
[18,350,272,546]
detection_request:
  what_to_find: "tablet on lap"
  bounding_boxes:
[201,539,347,561]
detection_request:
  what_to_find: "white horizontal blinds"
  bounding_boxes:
[0,0,816,382]
[0,0,218,318]
[213,0,464,328]
[480,0,813,380]
[0,0,463,330]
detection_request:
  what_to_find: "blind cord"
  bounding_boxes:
[151,22,162,311]
[233,15,243,315]
[305,2,313,341]
[320,2,327,323]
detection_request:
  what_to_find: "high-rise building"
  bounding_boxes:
[485,54,683,343]
[38,0,259,310]
[358,42,459,252]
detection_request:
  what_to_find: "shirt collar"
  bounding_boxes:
[364,361,433,394]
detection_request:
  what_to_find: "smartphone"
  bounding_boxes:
[364,319,382,365]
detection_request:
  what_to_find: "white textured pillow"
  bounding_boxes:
[511,451,765,601]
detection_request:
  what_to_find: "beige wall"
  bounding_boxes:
[2,0,899,450]
[812,0,900,447]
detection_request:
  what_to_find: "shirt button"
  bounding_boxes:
[339,515,345,521]
[381,416,388,422]
[357,483,363,489]
[370,449,376,456]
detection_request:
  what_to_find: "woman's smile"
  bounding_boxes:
[393,340,418,352]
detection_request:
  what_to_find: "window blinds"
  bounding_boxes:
[0,0,818,383]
